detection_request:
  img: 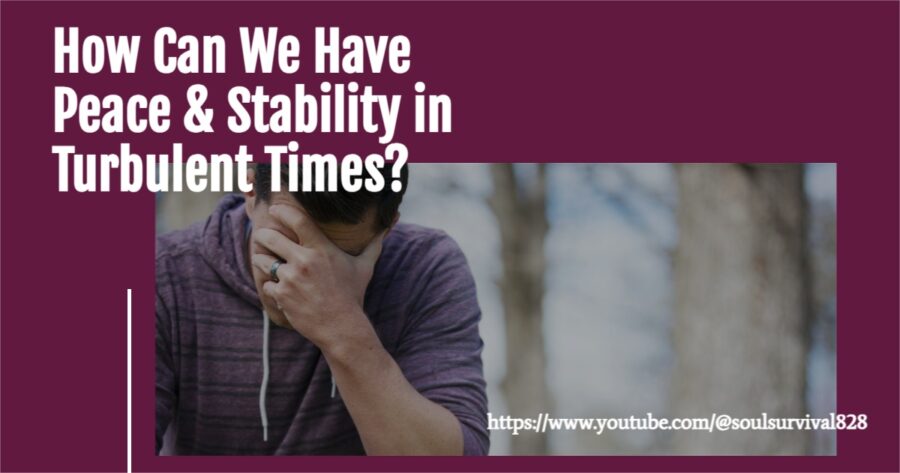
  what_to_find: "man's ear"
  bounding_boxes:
[244,167,258,215]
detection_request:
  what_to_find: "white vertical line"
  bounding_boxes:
[127,289,133,473]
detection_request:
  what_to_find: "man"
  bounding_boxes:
[156,164,489,455]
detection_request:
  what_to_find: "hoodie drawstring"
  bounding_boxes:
[260,311,271,442]
[259,311,339,443]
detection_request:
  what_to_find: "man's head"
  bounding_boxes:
[244,163,408,327]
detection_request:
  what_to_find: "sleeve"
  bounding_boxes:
[155,287,177,455]
[393,234,490,455]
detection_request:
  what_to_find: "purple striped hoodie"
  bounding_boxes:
[156,195,489,455]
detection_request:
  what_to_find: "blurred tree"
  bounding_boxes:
[670,164,811,454]
[489,163,552,454]
[808,191,837,454]
[809,197,836,354]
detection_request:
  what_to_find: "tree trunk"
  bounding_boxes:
[489,164,551,455]
[670,164,811,454]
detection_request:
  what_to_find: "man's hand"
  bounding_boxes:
[252,203,466,455]
[250,204,384,350]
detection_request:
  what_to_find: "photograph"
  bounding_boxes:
[155,163,836,456]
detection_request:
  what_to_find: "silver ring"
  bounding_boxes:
[270,259,285,283]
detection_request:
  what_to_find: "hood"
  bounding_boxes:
[196,194,336,443]
[199,194,261,309]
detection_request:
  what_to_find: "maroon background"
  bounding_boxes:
[1,1,897,472]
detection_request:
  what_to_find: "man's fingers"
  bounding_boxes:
[255,228,304,261]
[251,253,279,279]
[261,281,286,312]
[262,280,278,298]
[269,204,328,248]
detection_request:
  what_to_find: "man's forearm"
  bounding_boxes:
[320,316,464,455]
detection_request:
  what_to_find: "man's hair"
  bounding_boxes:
[254,162,408,231]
